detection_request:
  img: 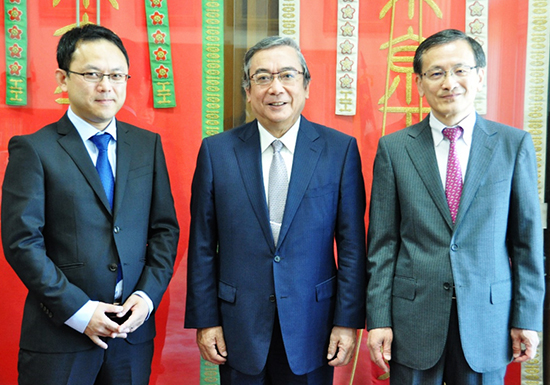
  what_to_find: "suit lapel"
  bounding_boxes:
[56,115,113,214]
[405,118,453,228]
[277,117,323,247]
[113,122,131,218]
[234,121,274,250]
[455,115,498,225]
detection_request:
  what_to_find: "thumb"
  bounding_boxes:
[511,335,522,358]
[327,338,338,360]
[216,336,228,358]
[382,337,392,361]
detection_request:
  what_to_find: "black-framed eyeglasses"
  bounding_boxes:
[250,70,304,86]
[420,65,478,82]
[66,70,131,84]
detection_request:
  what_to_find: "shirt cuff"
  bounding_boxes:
[64,300,99,334]
[134,291,154,320]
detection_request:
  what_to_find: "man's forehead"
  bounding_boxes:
[422,41,475,65]
[250,46,300,66]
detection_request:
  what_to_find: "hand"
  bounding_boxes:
[117,294,149,334]
[367,327,392,373]
[197,326,228,365]
[511,328,539,363]
[84,302,127,349]
[327,326,357,367]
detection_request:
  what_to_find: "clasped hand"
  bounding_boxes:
[84,294,149,349]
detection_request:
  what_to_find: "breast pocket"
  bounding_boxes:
[476,179,508,198]
[127,164,152,180]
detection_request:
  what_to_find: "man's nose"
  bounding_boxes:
[268,76,285,93]
[440,71,459,89]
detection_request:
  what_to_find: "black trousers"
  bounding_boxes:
[18,338,154,385]
[390,300,507,385]
[219,314,334,385]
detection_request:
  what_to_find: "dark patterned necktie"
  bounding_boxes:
[443,127,463,223]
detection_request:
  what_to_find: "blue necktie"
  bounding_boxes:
[90,133,122,300]
[90,133,114,210]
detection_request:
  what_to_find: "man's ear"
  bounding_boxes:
[476,67,485,92]
[55,69,69,92]
[415,74,425,98]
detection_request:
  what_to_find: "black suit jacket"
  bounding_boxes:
[1,114,179,353]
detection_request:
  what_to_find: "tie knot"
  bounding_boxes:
[443,127,463,143]
[271,140,284,153]
[90,133,112,151]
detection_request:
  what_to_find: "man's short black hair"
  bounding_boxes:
[413,29,486,74]
[57,24,129,71]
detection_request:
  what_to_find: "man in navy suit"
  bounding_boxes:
[1,25,179,385]
[185,36,366,384]
[366,29,545,384]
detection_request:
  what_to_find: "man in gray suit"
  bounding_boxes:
[366,29,545,384]
[2,24,179,385]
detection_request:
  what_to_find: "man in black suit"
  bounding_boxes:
[1,24,179,385]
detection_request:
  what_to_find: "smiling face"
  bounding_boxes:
[245,45,310,138]
[416,40,484,126]
[56,39,128,131]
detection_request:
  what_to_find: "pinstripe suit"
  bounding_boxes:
[366,114,544,373]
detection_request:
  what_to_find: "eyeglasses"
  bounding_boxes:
[66,70,131,84]
[250,70,304,86]
[420,65,478,82]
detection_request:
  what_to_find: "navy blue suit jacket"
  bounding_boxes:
[185,117,366,375]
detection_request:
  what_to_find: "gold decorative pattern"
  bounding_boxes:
[279,0,299,42]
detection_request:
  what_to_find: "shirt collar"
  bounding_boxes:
[258,116,301,154]
[430,111,475,147]
[68,106,118,143]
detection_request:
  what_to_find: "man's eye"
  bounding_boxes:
[256,74,271,81]
[429,71,443,78]
[86,72,101,79]
[111,74,124,80]
[280,72,295,80]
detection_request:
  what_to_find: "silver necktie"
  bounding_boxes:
[268,140,288,246]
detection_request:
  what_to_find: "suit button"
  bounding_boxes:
[450,244,458,251]
[269,295,276,303]
[274,256,281,263]
[108,263,118,272]
[443,282,451,290]
[113,226,120,234]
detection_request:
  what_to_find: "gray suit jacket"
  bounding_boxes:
[2,114,179,353]
[366,114,544,372]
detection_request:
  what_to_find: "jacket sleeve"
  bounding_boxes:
[1,135,90,325]
[184,138,220,328]
[132,134,180,308]
[508,132,545,331]
[333,137,367,328]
